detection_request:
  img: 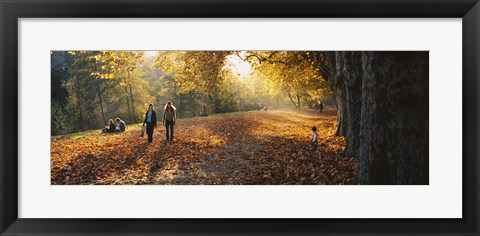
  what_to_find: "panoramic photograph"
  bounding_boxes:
[51,51,428,185]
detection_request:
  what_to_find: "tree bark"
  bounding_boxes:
[358,52,429,185]
[342,52,362,157]
[334,85,347,136]
[93,59,107,125]
[333,52,347,136]
[178,94,183,117]
[95,79,107,126]
[76,93,84,132]
[127,70,137,123]
[122,77,132,123]
[296,94,301,108]
[287,92,300,108]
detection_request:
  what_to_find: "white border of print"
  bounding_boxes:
[18,18,461,218]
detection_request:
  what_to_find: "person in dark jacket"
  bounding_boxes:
[142,103,157,144]
[115,118,126,132]
[102,119,116,133]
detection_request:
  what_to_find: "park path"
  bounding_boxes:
[51,108,358,185]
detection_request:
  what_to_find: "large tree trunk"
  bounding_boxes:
[342,52,362,157]
[122,77,132,123]
[178,94,183,117]
[334,85,347,136]
[96,80,107,126]
[358,52,429,185]
[127,70,137,123]
[93,60,107,125]
[296,94,301,108]
[76,93,84,132]
[333,52,347,136]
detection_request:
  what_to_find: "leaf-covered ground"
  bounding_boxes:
[51,108,359,185]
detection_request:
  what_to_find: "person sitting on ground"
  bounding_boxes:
[310,126,318,150]
[115,117,126,132]
[102,119,116,133]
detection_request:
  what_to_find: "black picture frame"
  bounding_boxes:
[1,0,479,235]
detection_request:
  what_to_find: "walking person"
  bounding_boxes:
[142,103,157,144]
[162,101,176,143]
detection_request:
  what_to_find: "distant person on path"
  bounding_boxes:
[163,101,177,143]
[102,119,116,133]
[319,101,324,113]
[142,103,157,144]
[115,117,126,132]
[310,126,318,150]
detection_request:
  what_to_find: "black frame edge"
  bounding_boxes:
[463,2,480,236]
[0,0,478,18]
[1,0,19,235]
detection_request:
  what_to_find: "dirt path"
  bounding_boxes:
[51,108,358,185]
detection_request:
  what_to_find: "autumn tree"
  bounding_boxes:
[211,69,253,113]
[51,51,74,134]
[73,51,115,125]
[51,51,155,134]
[244,51,330,109]
[153,51,231,115]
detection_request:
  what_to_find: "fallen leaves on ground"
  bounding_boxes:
[51,108,359,185]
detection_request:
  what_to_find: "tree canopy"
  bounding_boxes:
[52,50,334,134]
